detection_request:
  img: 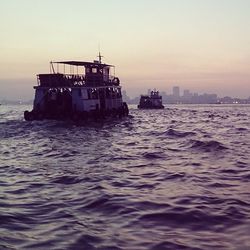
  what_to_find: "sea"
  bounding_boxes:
[0,104,250,250]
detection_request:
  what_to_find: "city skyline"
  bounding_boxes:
[1,0,250,99]
[122,86,250,105]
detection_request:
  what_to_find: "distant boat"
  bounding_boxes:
[138,90,164,109]
[24,54,129,121]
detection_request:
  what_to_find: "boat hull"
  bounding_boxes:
[137,105,164,109]
[24,102,129,121]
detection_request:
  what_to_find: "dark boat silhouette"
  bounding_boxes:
[138,90,164,109]
[24,54,129,121]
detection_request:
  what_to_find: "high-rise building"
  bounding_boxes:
[183,89,191,97]
[173,86,180,97]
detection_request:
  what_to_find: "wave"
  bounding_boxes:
[137,210,216,231]
[164,128,196,137]
[189,139,228,152]
[52,175,83,185]
[151,241,202,250]
[143,152,167,159]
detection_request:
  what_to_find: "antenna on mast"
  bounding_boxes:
[97,43,103,63]
[98,51,103,63]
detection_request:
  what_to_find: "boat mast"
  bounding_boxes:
[98,51,103,64]
[98,43,103,63]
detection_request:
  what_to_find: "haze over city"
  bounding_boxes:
[1,0,250,100]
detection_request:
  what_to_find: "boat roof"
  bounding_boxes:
[53,61,113,68]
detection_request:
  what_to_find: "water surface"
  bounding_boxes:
[0,104,250,249]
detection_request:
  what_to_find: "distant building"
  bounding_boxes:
[220,96,232,103]
[183,89,191,97]
[183,89,192,103]
[160,91,167,103]
[173,86,180,97]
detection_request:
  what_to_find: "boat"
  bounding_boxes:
[138,90,164,109]
[24,54,129,121]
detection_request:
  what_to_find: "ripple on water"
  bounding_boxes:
[0,104,250,250]
[189,139,228,152]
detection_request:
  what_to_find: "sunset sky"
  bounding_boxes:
[0,0,250,100]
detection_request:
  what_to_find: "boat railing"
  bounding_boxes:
[150,91,162,99]
[37,73,118,87]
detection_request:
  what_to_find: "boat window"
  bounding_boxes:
[103,67,109,75]
[81,89,88,99]
[92,68,97,73]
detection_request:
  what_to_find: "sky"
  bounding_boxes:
[0,0,250,100]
